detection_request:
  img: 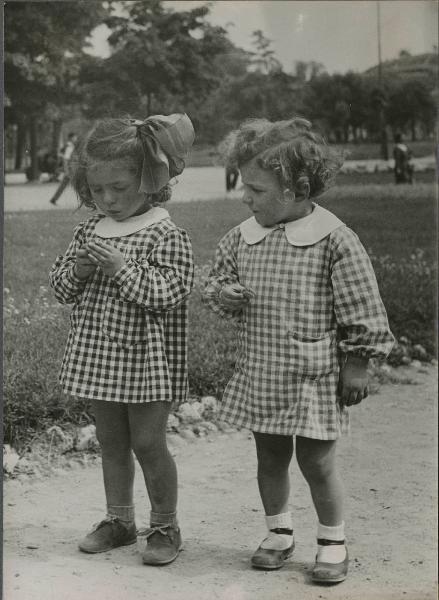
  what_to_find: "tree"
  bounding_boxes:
[81,1,234,122]
[4,1,109,178]
[302,71,376,142]
[294,60,326,82]
[385,78,437,140]
[250,30,282,75]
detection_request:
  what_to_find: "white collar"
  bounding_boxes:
[94,206,170,238]
[239,204,344,247]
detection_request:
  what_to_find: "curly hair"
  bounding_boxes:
[220,117,345,198]
[69,118,171,209]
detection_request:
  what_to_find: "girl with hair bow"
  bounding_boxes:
[49,114,195,566]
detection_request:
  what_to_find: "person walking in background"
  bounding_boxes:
[204,117,394,584]
[226,165,239,192]
[49,114,195,565]
[49,132,78,205]
[393,133,414,184]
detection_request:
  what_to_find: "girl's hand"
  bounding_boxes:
[85,240,126,277]
[338,355,369,406]
[219,283,254,309]
[74,248,97,280]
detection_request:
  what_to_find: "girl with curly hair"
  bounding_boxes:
[204,117,394,583]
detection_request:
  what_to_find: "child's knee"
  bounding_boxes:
[131,433,167,461]
[255,434,294,471]
[95,426,130,454]
[296,441,337,482]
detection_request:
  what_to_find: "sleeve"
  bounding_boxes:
[111,228,194,311]
[48,222,88,304]
[202,227,242,319]
[330,228,395,360]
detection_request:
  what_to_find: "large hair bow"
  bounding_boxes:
[130,113,195,194]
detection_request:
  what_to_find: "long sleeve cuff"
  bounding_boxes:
[338,330,395,360]
[111,261,138,288]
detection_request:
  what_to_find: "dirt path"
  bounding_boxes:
[3,365,437,600]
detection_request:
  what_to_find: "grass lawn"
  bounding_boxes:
[3,174,437,447]
[187,140,436,167]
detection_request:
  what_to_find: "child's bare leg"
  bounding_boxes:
[296,436,347,582]
[253,432,294,514]
[78,401,136,553]
[93,400,135,507]
[251,432,295,569]
[128,401,177,516]
[128,401,181,565]
[295,436,343,525]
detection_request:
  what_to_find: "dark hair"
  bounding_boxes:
[220,117,344,198]
[69,118,171,209]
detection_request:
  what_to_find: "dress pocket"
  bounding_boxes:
[102,297,149,349]
[288,330,337,378]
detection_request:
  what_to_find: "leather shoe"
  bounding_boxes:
[139,524,182,565]
[78,516,137,553]
[251,540,295,570]
[312,546,349,583]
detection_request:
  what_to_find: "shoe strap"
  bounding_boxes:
[317,538,345,546]
[270,527,293,536]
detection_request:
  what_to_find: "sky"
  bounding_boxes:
[89,0,438,74]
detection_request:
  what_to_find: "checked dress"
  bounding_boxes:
[204,204,394,439]
[49,207,194,404]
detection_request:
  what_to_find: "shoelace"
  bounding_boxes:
[138,525,172,539]
[90,515,121,533]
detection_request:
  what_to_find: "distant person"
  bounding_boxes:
[49,132,78,205]
[203,117,394,584]
[226,165,239,192]
[393,133,413,184]
[49,114,195,564]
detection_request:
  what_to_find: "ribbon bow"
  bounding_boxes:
[130,113,195,194]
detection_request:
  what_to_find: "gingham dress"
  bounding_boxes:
[49,210,194,404]
[204,205,394,439]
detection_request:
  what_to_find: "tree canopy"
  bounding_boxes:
[4,0,437,177]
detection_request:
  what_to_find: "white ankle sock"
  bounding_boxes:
[260,512,293,551]
[316,522,346,563]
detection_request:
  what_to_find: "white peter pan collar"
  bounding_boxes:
[239,203,344,247]
[94,206,170,238]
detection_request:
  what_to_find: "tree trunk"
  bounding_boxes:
[15,119,27,171]
[411,118,416,142]
[378,107,388,160]
[51,119,63,155]
[28,116,40,181]
[147,93,153,117]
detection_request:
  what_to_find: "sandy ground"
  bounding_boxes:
[3,365,437,600]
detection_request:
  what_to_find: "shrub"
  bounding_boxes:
[188,264,236,397]
[370,249,437,355]
[3,287,93,450]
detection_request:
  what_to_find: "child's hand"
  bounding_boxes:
[219,283,254,309]
[85,240,127,277]
[338,355,369,406]
[75,248,97,280]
